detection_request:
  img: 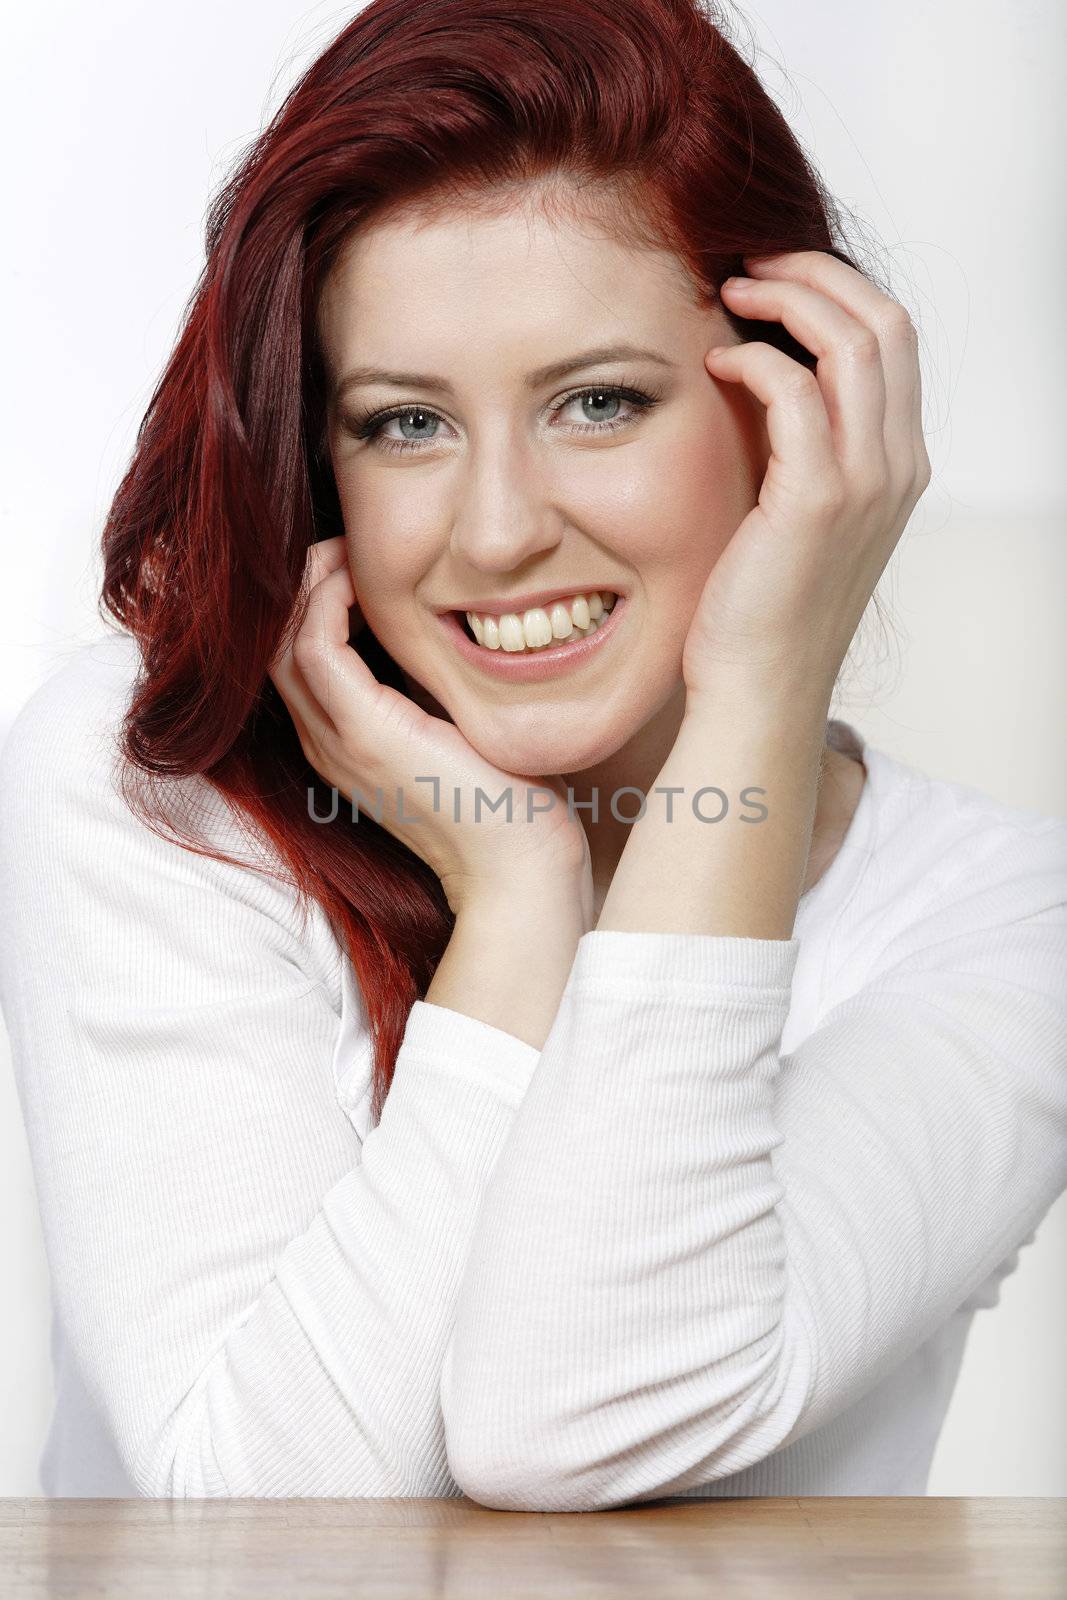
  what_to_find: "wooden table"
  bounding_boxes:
[2,1496,1064,1597]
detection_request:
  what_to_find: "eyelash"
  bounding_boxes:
[344,379,665,456]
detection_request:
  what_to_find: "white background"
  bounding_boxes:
[1,0,1064,1494]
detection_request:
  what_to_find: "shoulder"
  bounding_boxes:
[826,733,1067,983]
[0,632,340,993]
[0,631,141,793]
[869,742,1065,906]
[1,631,273,872]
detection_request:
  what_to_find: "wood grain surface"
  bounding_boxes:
[2,1495,1064,1598]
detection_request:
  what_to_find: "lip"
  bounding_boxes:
[437,595,628,682]
[434,586,623,619]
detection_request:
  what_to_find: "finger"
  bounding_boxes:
[720,276,886,484]
[269,540,355,737]
[268,632,335,776]
[305,534,351,586]
[269,537,351,672]
[704,340,840,501]
[270,559,379,781]
[268,540,439,809]
[294,558,367,732]
[306,535,365,633]
[743,251,925,483]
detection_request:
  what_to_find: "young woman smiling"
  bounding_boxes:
[1,0,1064,1508]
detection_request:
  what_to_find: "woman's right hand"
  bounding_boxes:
[268,537,593,923]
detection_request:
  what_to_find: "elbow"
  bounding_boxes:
[446,1400,792,1513]
[445,1406,737,1513]
[443,1331,817,1512]
[129,1451,198,1501]
[126,1390,232,1500]
[445,1422,608,1513]
[442,1369,667,1513]
[442,1356,598,1511]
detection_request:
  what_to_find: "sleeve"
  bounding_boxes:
[440,819,1067,1511]
[0,660,541,1498]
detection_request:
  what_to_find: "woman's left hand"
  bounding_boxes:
[682,250,932,713]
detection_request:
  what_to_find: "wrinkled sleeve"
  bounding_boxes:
[442,822,1067,1511]
[0,661,541,1498]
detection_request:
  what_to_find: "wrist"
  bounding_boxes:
[435,876,587,1051]
[452,861,588,934]
[682,669,834,739]
[677,689,831,774]
[597,685,828,941]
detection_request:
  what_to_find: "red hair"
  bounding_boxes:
[100,0,881,1123]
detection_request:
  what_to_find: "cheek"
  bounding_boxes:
[675,384,765,532]
[603,403,761,583]
[333,469,432,619]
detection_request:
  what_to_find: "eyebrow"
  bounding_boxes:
[330,343,677,404]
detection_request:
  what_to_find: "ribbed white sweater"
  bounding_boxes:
[1,631,1065,1507]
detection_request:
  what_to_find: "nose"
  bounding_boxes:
[447,423,564,575]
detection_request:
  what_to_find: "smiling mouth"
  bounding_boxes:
[436,591,627,681]
[456,591,619,653]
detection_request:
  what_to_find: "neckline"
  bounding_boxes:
[796,718,878,915]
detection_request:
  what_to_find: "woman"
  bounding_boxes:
[1,0,1064,1508]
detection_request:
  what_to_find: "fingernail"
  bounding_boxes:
[724,276,754,290]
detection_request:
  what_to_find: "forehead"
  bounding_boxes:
[317,188,704,370]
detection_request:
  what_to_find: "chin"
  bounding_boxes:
[456,711,629,782]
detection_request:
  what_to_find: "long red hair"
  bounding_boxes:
[99,0,887,1124]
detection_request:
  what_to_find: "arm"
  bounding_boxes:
[441,815,1067,1510]
[442,248,961,1507]
[0,661,572,1499]
[596,688,828,939]
[427,888,586,1050]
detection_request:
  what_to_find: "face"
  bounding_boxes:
[317,184,766,778]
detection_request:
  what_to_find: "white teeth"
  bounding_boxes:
[463,591,618,652]
[549,602,574,639]
[498,614,526,652]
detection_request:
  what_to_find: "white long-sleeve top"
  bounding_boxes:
[1,630,1064,1506]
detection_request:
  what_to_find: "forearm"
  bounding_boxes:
[597,686,830,940]
[426,876,587,1050]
